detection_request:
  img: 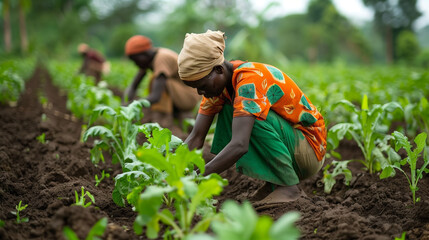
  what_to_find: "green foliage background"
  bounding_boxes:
[1,0,428,67]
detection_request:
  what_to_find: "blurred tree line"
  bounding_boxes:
[1,0,428,67]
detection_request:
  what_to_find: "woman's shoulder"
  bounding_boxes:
[156,48,178,59]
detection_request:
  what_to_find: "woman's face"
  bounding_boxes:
[184,66,226,98]
[129,52,151,69]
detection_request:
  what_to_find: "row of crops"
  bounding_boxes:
[0,57,36,105]
[1,57,428,239]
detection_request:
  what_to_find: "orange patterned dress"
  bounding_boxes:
[198,60,327,161]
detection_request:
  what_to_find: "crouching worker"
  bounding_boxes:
[123,35,201,128]
[178,30,327,207]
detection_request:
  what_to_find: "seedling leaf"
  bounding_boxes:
[189,178,225,221]
[380,166,395,179]
[84,126,117,142]
[270,211,301,239]
[63,226,79,240]
[112,189,125,207]
[86,217,108,240]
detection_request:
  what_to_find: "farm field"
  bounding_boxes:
[0,60,429,240]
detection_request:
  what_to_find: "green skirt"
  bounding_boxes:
[211,104,304,186]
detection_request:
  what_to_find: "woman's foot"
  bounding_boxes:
[249,182,273,201]
[252,185,306,210]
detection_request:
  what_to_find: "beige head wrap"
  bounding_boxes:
[178,30,225,81]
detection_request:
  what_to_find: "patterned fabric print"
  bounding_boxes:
[236,62,254,69]
[238,83,256,99]
[243,100,261,114]
[300,95,312,110]
[266,84,284,105]
[198,60,327,161]
[299,112,317,126]
[266,65,285,82]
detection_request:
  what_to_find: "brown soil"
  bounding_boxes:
[0,66,428,240]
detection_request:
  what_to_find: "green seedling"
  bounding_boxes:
[63,217,108,240]
[133,133,227,239]
[83,100,179,207]
[380,131,428,204]
[36,133,46,144]
[86,108,183,207]
[95,170,110,187]
[188,201,300,240]
[41,113,47,122]
[394,232,406,240]
[212,201,300,240]
[11,200,29,223]
[111,125,184,207]
[322,160,352,194]
[73,186,95,208]
[0,219,5,227]
[329,95,402,173]
[83,99,150,168]
[133,175,227,240]
[38,94,48,107]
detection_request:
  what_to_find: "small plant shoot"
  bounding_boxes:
[63,217,108,240]
[36,133,47,144]
[73,186,95,208]
[95,170,110,187]
[322,160,352,194]
[11,200,29,223]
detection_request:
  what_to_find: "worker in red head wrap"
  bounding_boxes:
[123,35,201,129]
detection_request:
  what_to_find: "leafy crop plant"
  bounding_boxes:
[84,100,187,207]
[83,99,150,169]
[322,160,352,194]
[329,95,402,173]
[380,131,428,204]
[133,133,227,239]
[187,201,301,240]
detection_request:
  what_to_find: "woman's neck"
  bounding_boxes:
[224,61,234,98]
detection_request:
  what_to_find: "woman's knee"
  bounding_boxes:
[294,138,324,180]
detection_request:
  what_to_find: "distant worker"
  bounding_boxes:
[77,43,107,84]
[123,35,201,128]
